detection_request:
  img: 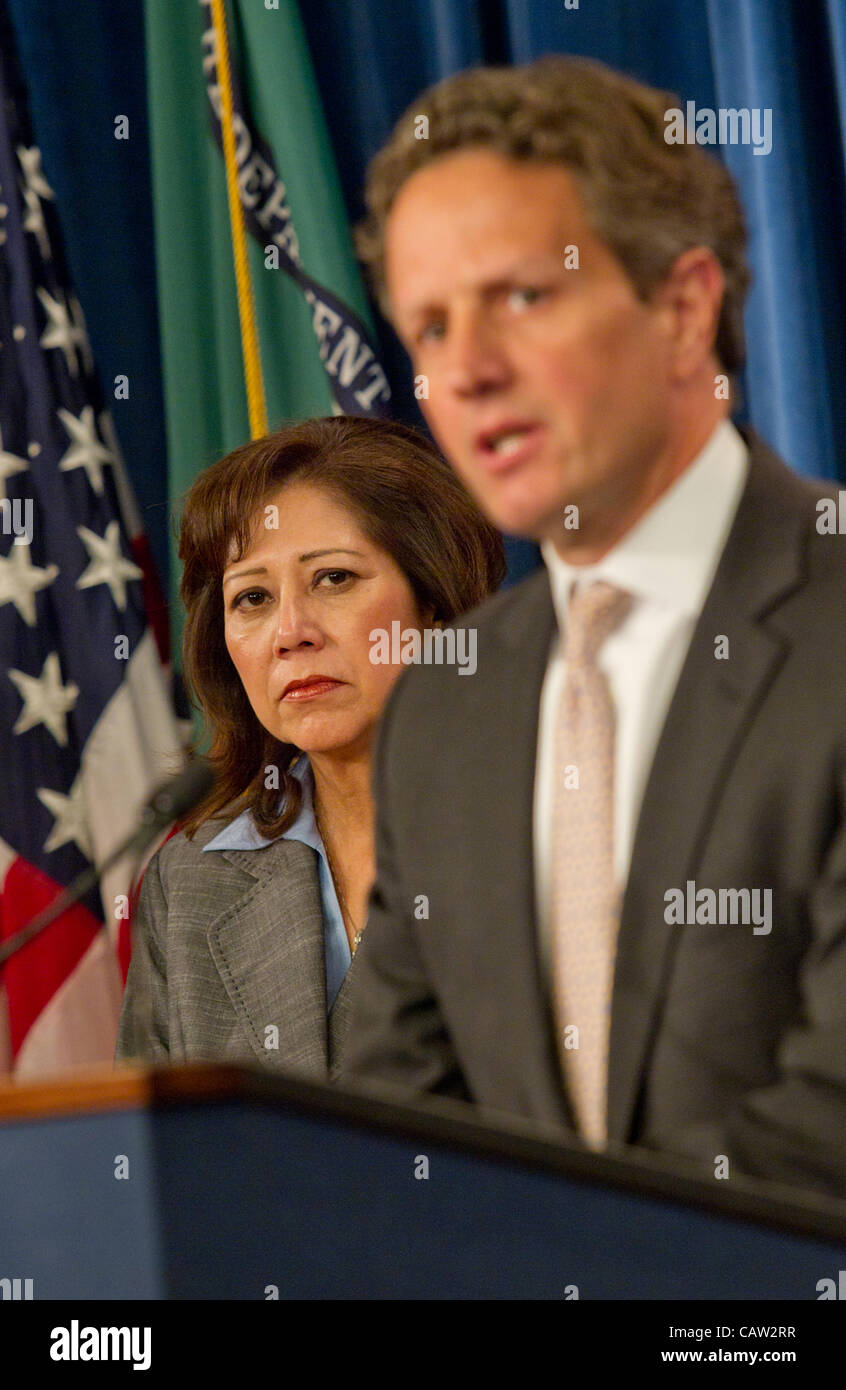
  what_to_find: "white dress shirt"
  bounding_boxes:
[534,419,750,976]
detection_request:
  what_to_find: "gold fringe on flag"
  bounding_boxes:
[210,0,268,439]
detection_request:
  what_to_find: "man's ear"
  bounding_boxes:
[653,246,725,382]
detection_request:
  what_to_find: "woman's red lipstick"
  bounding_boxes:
[281,676,344,701]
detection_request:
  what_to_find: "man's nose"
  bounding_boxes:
[441,309,512,397]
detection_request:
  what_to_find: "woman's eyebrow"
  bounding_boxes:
[297,548,366,562]
[223,549,366,587]
[222,565,267,587]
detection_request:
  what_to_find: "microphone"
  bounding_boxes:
[114,757,216,858]
[0,759,215,967]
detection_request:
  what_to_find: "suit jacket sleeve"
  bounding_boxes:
[341,681,472,1102]
[114,848,170,1064]
[657,779,846,1196]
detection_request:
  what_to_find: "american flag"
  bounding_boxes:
[0,9,184,1075]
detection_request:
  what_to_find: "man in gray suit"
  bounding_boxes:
[341,57,846,1196]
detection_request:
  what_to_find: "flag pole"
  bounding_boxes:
[209,0,268,439]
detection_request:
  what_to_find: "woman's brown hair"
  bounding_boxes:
[178,414,505,838]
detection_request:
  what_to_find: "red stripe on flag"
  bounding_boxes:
[0,856,103,1059]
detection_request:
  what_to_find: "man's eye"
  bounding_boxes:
[507,286,546,310]
[315,569,355,588]
[417,320,446,344]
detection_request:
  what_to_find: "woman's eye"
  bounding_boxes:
[232,589,267,610]
[314,568,355,589]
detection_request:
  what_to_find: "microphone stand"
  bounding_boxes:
[0,762,214,967]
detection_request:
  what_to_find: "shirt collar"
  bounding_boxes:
[201,753,322,854]
[541,419,749,626]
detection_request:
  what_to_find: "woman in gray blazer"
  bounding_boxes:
[115,415,504,1079]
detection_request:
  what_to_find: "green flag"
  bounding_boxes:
[144,0,389,660]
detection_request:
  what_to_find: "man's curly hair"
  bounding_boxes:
[356,56,751,373]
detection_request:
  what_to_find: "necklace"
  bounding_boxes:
[314,804,364,953]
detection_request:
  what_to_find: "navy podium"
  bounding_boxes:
[1,1063,845,1299]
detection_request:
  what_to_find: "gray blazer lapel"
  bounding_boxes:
[606,437,807,1143]
[206,837,329,1074]
[480,572,577,1127]
[328,945,364,1077]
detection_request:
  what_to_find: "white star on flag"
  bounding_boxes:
[8,652,80,746]
[37,777,92,860]
[76,519,143,610]
[17,145,54,260]
[22,184,51,260]
[17,145,54,203]
[57,404,116,493]
[38,288,87,377]
[0,424,29,500]
[0,541,58,626]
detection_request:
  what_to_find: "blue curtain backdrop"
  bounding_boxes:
[7,0,846,602]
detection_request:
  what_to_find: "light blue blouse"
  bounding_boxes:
[201,754,351,1010]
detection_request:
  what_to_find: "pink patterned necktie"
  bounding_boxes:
[550,580,633,1149]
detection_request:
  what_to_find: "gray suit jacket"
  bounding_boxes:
[342,431,846,1197]
[115,816,360,1080]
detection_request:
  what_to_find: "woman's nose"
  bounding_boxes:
[272,594,324,655]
